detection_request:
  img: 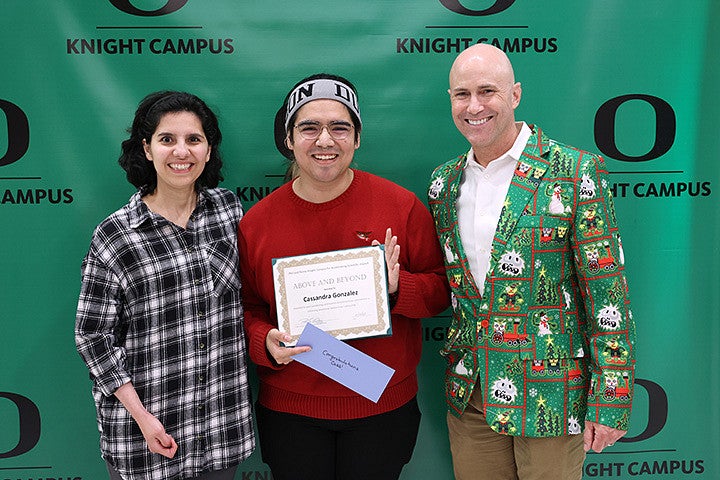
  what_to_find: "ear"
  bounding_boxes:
[142,139,152,161]
[354,133,361,150]
[512,82,522,109]
[285,135,293,151]
[206,145,211,162]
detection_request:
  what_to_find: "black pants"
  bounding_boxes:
[107,462,238,480]
[256,397,421,480]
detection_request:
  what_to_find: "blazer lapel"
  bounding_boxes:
[486,127,551,276]
[440,154,483,295]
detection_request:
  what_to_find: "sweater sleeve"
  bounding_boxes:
[392,197,451,319]
[238,221,283,370]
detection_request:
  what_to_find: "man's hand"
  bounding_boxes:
[584,421,627,453]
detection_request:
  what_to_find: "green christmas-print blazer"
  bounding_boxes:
[427,125,636,437]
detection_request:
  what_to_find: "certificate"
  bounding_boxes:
[272,245,392,346]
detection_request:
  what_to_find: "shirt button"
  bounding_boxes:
[194,279,201,285]
[199,342,206,349]
[198,375,205,382]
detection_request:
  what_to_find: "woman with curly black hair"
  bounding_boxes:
[76,91,254,480]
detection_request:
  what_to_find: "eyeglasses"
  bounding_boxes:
[293,121,354,141]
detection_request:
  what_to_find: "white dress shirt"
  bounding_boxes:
[457,122,531,293]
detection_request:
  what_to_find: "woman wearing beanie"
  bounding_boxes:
[238,73,449,480]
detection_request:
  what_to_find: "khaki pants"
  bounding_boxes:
[447,389,585,480]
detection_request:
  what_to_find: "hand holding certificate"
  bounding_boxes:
[272,245,392,346]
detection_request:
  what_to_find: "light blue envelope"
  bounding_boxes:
[294,322,395,403]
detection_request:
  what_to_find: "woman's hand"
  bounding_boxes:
[265,328,312,365]
[373,227,400,294]
[114,382,178,458]
[135,410,179,458]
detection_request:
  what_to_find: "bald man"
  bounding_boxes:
[427,44,636,479]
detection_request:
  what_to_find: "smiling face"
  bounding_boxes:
[449,44,522,166]
[143,111,210,196]
[286,99,359,198]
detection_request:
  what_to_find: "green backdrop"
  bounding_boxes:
[1,1,718,479]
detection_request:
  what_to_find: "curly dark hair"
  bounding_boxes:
[119,91,224,194]
[273,73,361,161]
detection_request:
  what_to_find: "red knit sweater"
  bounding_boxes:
[238,170,449,420]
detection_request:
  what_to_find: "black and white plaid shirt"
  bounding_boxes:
[76,188,254,480]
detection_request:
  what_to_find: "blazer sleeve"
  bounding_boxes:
[571,153,636,430]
